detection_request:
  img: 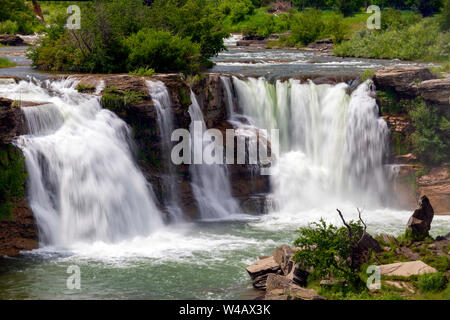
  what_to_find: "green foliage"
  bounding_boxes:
[418,272,448,292]
[441,0,450,30]
[290,9,325,45]
[335,17,449,61]
[381,9,421,30]
[360,69,375,82]
[30,0,227,74]
[219,0,255,23]
[0,58,16,69]
[326,13,350,43]
[129,66,156,77]
[293,218,365,288]
[408,98,449,164]
[0,145,27,220]
[101,87,144,112]
[0,0,40,34]
[75,83,96,93]
[0,20,19,34]
[125,29,201,74]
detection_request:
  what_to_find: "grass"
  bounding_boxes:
[0,57,16,69]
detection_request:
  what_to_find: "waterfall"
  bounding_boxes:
[220,76,236,119]
[188,91,240,219]
[1,79,164,246]
[232,77,391,211]
[147,80,183,221]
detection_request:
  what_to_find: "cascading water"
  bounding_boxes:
[232,77,392,212]
[188,91,240,219]
[220,76,236,119]
[147,80,183,221]
[2,79,164,246]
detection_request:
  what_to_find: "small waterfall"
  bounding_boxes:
[188,91,240,219]
[231,77,391,210]
[2,79,164,246]
[220,76,236,119]
[147,80,183,221]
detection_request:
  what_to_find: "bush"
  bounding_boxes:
[326,13,350,44]
[220,0,254,23]
[129,66,156,77]
[418,272,447,292]
[441,0,450,30]
[293,218,365,288]
[0,0,39,34]
[289,9,325,45]
[0,20,19,34]
[125,29,201,74]
[408,98,449,164]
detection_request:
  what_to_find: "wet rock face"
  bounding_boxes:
[418,77,450,117]
[0,200,38,258]
[0,97,26,144]
[406,195,434,239]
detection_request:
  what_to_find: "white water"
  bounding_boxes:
[147,80,183,222]
[188,91,241,219]
[232,77,393,213]
[1,79,164,246]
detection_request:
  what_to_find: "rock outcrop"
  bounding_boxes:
[264,274,325,300]
[418,77,450,116]
[0,34,24,46]
[374,66,435,97]
[406,195,434,239]
[379,260,437,277]
[0,200,38,257]
[0,97,26,144]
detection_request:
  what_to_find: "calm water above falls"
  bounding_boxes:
[0,48,449,299]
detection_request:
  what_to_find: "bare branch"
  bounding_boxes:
[336,209,352,240]
[357,207,367,232]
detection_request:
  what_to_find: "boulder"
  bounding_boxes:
[384,280,415,293]
[246,256,281,289]
[0,34,24,46]
[374,66,435,97]
[418,77,450,109]
[272,245,297,275]
[0,97,26,144]
[264,274,325,300]
[379,260,437,277]
[406,195,434,239]
[416,167,450,215]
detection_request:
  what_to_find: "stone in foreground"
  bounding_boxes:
[379,260,437,277]
[264,274,325,300]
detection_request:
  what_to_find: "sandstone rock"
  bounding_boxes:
[406,195,434,238]
[384,280,415,293]
[374,66,435,97]
[416,167,450,215]
[0,97,26,144]
[264,274,325,300]
[0,34,24,46]
[0,199,38,258]
[246,256,281,289]
[272,244,297,275]
[379,260,437,277]
[418,77,450,108]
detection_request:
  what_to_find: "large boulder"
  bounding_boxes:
[374,66,435,97]
[245,256,281,290]
[0,34,24,46]
[406,195,434,239]
[418,77,450,113]
[416,167,450,215]
[264,274,325,300]
[379,260,437,277]
[0,97,26,144]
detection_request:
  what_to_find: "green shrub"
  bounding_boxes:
[220,0,255,23]
[441,0,450,30]
[293,218,365,288]
[289,9,325,45]
[418,272,448,292]
[125,29,201,74]
[101,87,144,112]
[129,66,155,77]
[326,13,350,44]
[360,69,375,82]
[0,0,39,34]
[0,145,27,220]
[408,98,449,164]
[0,20,19,34]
